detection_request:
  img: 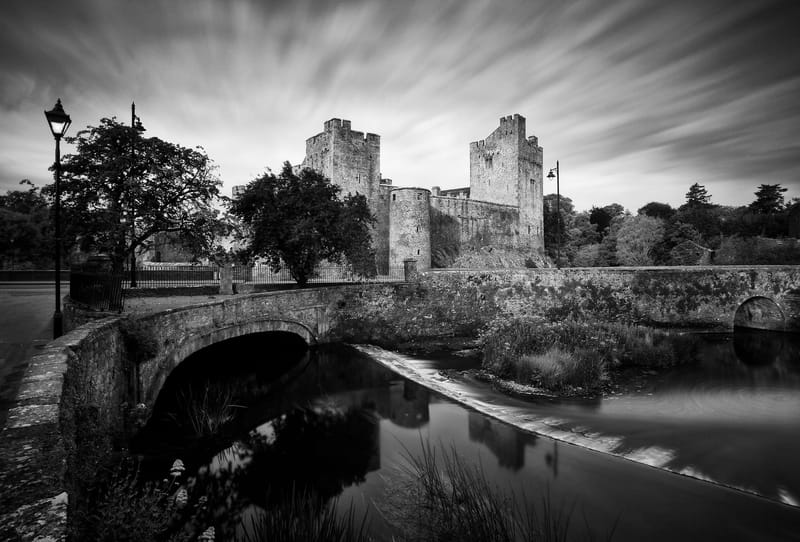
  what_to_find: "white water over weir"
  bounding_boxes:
[353,343,800,508]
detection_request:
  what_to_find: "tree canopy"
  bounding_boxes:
[589,204,625,238]
[230,163,375,286]
[0,181,52,268]
[749,184,787,214]
[45,118,229,271]
[638,201,675,220]
[682,183,713,209]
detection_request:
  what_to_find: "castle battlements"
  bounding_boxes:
[320,118,380,144]
[300,113,544,270]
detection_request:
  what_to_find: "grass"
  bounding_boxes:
[240,488,370,542]
[169,381,245,437]
[481,318,692,392]
[386,440,591,542]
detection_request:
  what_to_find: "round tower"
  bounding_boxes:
[389,187,431,269]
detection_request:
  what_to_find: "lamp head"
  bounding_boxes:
[44,99,72,139]
[547,169,556,179]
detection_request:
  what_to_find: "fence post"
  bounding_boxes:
[219,263,233,295]
[403,258,419,282]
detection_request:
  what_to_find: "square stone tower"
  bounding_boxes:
[301,119,389,270]
[469,114,544,252]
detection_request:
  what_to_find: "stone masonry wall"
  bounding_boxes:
[429,196,520,267]
[329,267,800,345]
[0,317,130,541]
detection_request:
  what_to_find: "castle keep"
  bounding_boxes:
[299,114,544,270]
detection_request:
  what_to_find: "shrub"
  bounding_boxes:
[518,348,606,390]
[481,318,689,391]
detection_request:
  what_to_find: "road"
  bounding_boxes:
[0,283,63,426]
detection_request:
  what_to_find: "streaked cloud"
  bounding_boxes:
[1,0,798,212]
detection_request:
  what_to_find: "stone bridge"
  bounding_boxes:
[128,265,800,408]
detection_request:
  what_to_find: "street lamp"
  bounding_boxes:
[44,99,72,338]
[129,102,145,287]
[546,161,560,269]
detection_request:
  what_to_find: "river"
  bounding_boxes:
[133,330,800,541]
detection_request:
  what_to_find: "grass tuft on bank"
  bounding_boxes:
[481,318,693,392]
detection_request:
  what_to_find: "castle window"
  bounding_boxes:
[392,194,396,201]
[528,225,531,234]
[417,249,420,255]
[416,226,419,233]
[417,193,421,200]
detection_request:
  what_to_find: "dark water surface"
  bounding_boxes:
[134,331,800,541]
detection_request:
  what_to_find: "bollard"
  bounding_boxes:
[219,263,233,295]
[403,258,419,282]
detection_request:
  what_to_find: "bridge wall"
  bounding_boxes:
[330,267,800,345]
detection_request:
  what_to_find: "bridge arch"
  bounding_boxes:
[140,318,317,406]
[733,296,785,331]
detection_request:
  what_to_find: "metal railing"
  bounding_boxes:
[122,265,219,288]
[120,263,406,288]
[70,270,125,311]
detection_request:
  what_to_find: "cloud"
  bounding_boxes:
[1,0,798,212]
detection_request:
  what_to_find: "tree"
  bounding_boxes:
[589,204,625,239]
[230,163,375,286]
[543,194,576,265]
[615,215,666,266]
[638,201,675,220]
[750,184,787,215]
[44,118,228,271]
[0,181,52,268]
[682,183,713,209]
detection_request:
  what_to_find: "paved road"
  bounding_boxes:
[0,283,63,427]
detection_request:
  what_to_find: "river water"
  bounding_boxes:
[134,331,800,541]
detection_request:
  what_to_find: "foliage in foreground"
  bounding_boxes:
[386,441,607,542]
[230,162,376,286]
[480,319,692,391]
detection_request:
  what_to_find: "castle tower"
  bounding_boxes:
[468,114,544,253]
[389,187,431,269]
[301,119,388,269]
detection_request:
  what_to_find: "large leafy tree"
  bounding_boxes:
[45,118,229,271]
[615,215,666,266]
[230,163,375,286]
[638,201,675,220]
[589,203,625,239]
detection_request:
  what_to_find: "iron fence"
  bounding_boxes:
[119,263,406,288]
[122,265,219,289]
[248,264,406,283]
[70,270,125,311]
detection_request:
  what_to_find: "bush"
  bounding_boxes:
[517,348,605,390]
[481,318,689,391]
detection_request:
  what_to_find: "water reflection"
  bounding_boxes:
[135,333,800,541]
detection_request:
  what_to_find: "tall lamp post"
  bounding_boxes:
[44,99,72,338]
[129,102,145,287]
[547,161,560,269]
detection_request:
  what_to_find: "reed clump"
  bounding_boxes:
[481,318,690,392]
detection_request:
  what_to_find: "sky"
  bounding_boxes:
[1,0,799,213]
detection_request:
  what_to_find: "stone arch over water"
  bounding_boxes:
[140,319,318,406]
[734,296,785,331]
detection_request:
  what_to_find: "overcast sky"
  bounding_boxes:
[2,0,798,212]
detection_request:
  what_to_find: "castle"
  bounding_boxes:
[296,114,545,270]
